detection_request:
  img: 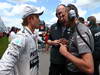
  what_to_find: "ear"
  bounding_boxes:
[27,16,34,23]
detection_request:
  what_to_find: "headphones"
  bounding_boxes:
[56,4,78,21]
[68,9,77,20]
[67,4,79,21]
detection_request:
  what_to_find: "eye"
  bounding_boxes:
[62,14,65,17]
[56,12,61,16]
[36,15,39,18]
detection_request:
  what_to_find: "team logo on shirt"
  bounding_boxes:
[30,50,39,69]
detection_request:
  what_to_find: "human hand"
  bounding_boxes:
[59,38,68,45]
[59,43,68,57]
[53,40,60,46]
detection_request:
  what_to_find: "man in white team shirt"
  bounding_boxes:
[0,5,43,75]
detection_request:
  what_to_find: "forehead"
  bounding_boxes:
[31,14,39,18]
[56,5,66,13]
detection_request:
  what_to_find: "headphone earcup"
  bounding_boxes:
[68,10,76,20]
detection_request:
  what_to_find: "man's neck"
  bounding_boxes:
[27,24,35,33]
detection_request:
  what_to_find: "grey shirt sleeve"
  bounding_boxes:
[76,25,92,54]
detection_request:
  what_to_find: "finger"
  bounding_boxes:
[64,45,67,47]
[59,43,63,46]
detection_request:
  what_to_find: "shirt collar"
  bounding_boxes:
[25,26,33,35]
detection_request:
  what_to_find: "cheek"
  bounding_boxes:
[65,15,69,21]
[59,17,64,21]
[66,17,69,21]
[36,18,40,24]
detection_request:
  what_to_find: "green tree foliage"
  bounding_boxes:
[0,36,9,58]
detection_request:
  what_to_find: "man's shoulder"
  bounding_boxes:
[14,30,26,44]
[51,23,58,28]
[77,23,93,38]
[96,25,100,31]
[17,30,28,37]
[11,31,26,47]
[77,23,89,32]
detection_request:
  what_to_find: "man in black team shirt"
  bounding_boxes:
[47,4,68,75]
